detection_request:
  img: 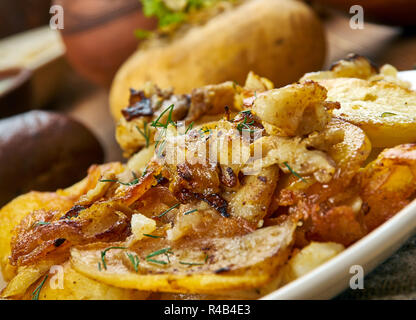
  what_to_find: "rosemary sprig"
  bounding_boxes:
[32,275,48,300]
[136,121,150,148]
[99,172,140,186]
[100,246,127,270]
[283,162,306,183]
[157,203,179,218]
[126,253,140,273]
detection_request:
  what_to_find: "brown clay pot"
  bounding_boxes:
[54,0,157,87]
[314,0,416,26]
[0,0,52,38]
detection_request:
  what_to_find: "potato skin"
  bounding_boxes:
[0,111,104,206]
[110,0,326,120]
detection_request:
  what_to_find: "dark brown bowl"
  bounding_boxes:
[0,0,52,38]
[54,0,157,87]
[0,68,32,118]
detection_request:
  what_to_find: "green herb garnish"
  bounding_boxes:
[32,221,50,228]
[100,246,127,270]
[142,165,149,177]
[146,247,172,259]
[143,234,162,238]
[134,29,152,39]
[136,121,150,148]
[184,209,197,215]
[98,262,102,271]
[185,121,194,134]
[32,275,48,300]
[283,162,306,182]
[381,112,397,117]
[157,203,179,218]
[179,261,204,266]
[236,116,255,133]
[99,172,140,186]
[146,258,168,265]
[126,253,140,273]
[141,0,186,28]
[151,104,175,129]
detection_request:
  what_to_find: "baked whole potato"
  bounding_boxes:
[109,0,326,120]
[2,56,416,300]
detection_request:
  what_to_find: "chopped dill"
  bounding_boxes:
[126,253,140,273]
[100,246,127,270]
[283,162,306,182]
[32,275,48,300]
[136,121,150,148]
[157,203,179,218]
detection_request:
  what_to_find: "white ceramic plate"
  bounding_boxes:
[1,72,415,299]
[263,70,416,300]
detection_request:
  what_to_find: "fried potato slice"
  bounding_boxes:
[314,78,416,148]
[19,262,148,300]
[1,260,54,298]
[305,118,372,200]
[70,220,295,294]
[229,165,279,224]
[0,192,75,281]
[280,242,344,285]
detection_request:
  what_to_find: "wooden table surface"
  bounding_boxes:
[54,10,416,163]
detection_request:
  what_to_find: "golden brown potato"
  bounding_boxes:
[301,55,416,148]
[70,220,295,294]
[109,0,325,120]
[280,242,344,285]
[321,78,416,148]
[20,262,148,300]
[358,143,416,231]
[0,192,75,282]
